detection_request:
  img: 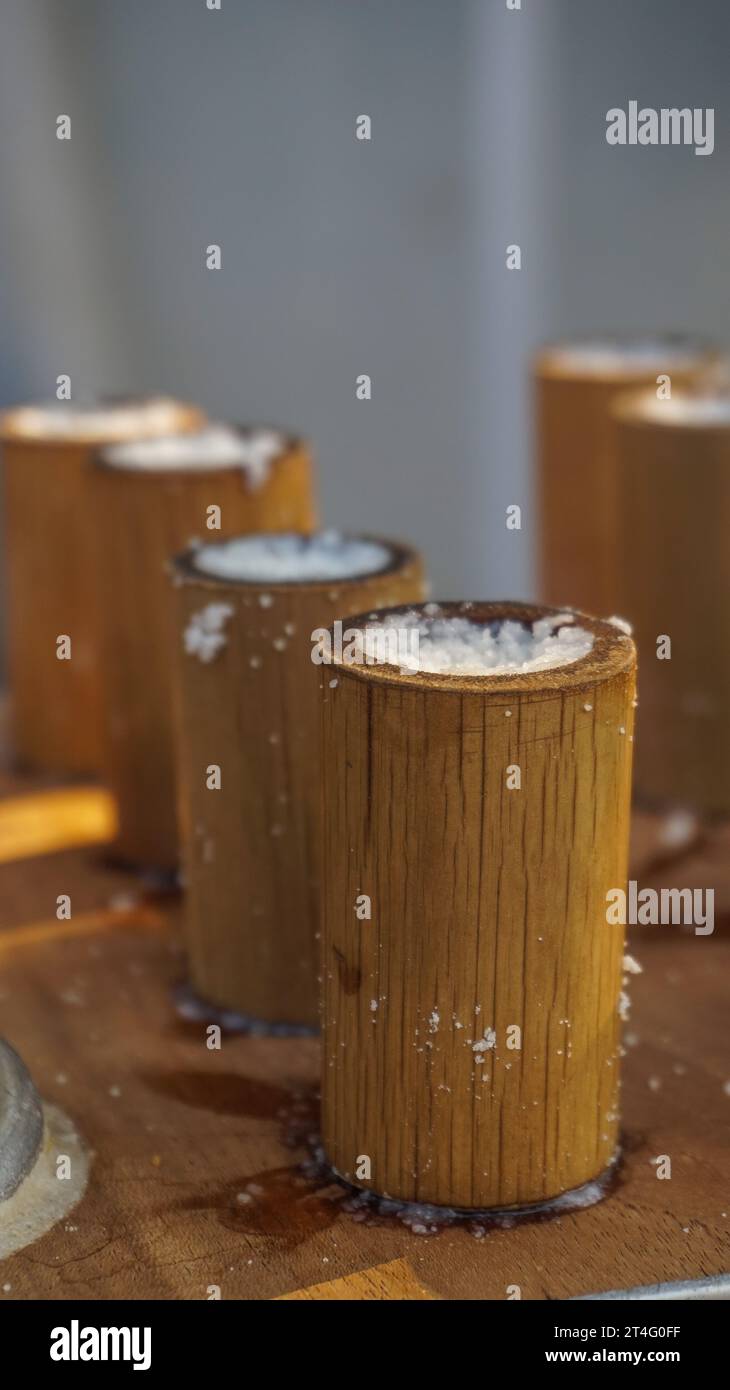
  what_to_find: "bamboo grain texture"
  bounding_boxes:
[92,443,317,870]
[535,349,711,618]
[321,604,636,1209]
[1,406,204,776]
[172,543,424,1027]
[615,401,730,817]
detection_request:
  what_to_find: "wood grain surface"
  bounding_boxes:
[615,398,730,817]
[92,441,318,871]
[275,1258,438,1299]
[0,405,204,777]
[535,347,712,617]
[321,603,637,1209]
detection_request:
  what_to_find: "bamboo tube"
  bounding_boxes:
[171,533,425,1029]
[92,429,318,871]
[0,397,205,775]
[614,392,730,817]
[535,338,714,616]
[320,601,636,1210]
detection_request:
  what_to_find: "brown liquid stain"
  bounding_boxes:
[139,1069,294,1120]
[170,1167,345,1251]
[143,1069,626,1243]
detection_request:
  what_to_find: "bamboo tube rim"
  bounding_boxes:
[93,422,308,475]
[0,396,204,445]
[323,600,636,697]
[613,385,730,432]
[533,335,714,383]
[170,532,420,594]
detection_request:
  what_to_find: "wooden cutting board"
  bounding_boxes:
[0,723,728,1300]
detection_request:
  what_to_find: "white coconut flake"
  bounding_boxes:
[102,424,284,486]
[183,603,234,663]
[622,954,643,975]
[360,611,593,676]
[657,809,699,852]
[629,394,730,427]
[472,1028,497,1053]
[192,531,393,584]
[606,615,633,636]
[1,396,195,441]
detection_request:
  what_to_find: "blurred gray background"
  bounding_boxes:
[1,0,728,677]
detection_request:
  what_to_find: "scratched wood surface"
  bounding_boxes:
[0,743,728,1299]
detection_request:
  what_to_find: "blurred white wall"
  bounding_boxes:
[1,0,729,675]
